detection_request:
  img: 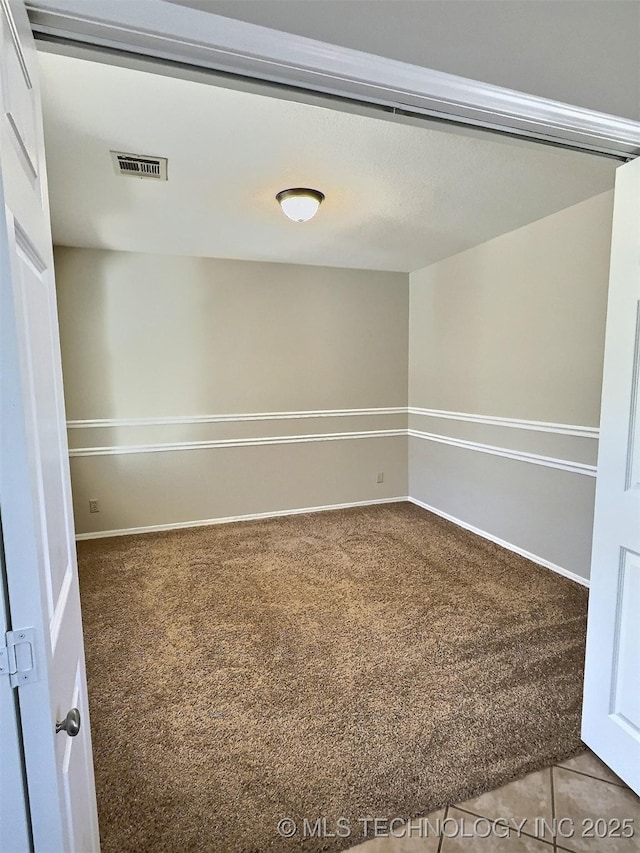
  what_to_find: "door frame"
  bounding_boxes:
[7,0,640,844]
[25,0,640,160]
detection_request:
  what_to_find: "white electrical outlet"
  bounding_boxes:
[376,472,384,484]
[89,499,100,513]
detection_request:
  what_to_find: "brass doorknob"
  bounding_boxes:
[56,708,81,737]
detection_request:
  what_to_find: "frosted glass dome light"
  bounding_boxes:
[276,188,325,222]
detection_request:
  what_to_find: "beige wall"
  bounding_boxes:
[57,193,613,581]
[54,248,409,534]
[56,249,409,419]
[409,191,614,580]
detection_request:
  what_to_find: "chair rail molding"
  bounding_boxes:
[67,407,597,475]
[26,0,640,158]
[66,407,598,435]
[66,407,406,428]
[69,429,407,458]
[408,429,597,477]
[409,407,599,438]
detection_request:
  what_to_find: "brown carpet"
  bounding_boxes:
[77,502,588,852]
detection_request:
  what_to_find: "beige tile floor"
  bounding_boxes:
[349,750,640,852]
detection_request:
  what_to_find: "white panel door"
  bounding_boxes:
[582,155,640,794]
[0,0,100,849]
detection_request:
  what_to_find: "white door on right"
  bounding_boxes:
[582,155,640,794]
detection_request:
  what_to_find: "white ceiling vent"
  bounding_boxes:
[110,151,167,180]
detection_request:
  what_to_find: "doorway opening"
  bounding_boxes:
[35,40,632,853]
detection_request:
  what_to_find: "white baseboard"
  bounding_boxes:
[75,494,590,588]
[74,496,410,540]
[407,496,590,587]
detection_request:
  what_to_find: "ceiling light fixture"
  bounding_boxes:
[276,187,325,222]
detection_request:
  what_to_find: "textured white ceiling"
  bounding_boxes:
[39,51,618,273]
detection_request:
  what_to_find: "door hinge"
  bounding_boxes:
[0,628,39,687]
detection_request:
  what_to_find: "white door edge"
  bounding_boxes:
[0,532,31,852]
